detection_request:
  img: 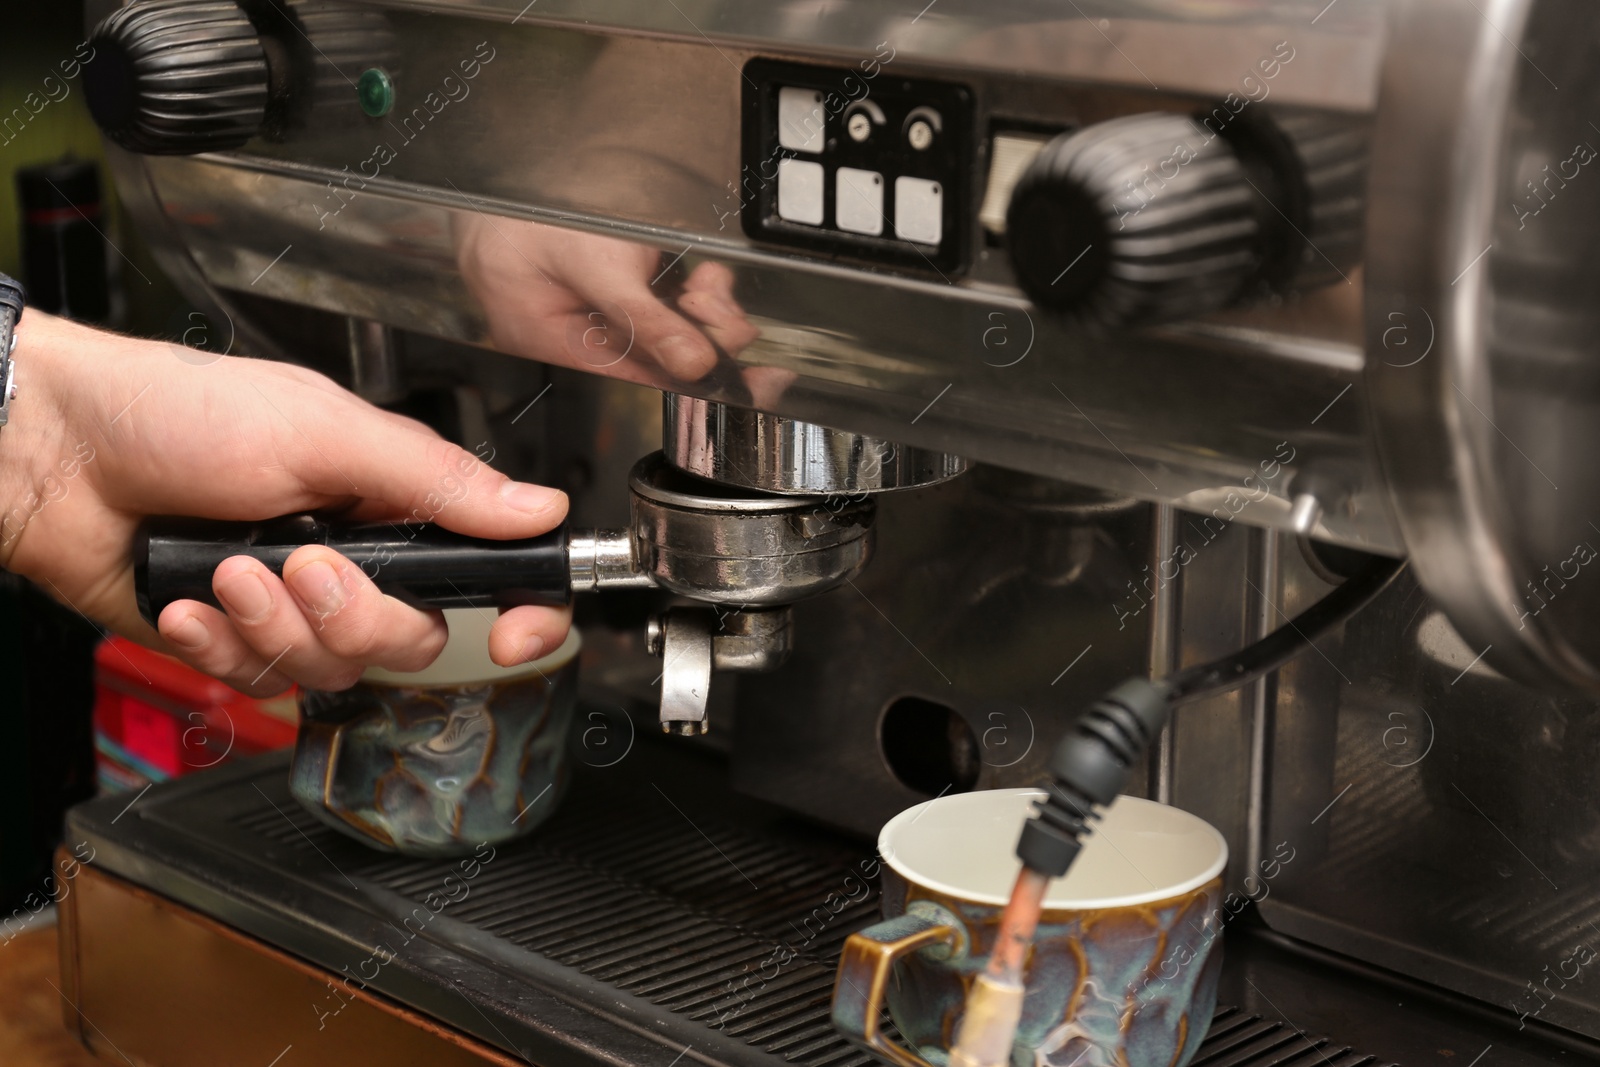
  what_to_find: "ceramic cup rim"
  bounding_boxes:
[877,788,1228,911]
[357,622,582,688]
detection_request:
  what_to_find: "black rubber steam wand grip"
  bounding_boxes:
[134,514,573,626]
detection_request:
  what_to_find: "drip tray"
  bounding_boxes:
[66,745,1403,1067]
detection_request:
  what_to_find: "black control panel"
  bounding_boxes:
[739,58,971,275]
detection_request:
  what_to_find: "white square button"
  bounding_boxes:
[895,177,943,245]
[777,87,826,153]
[777,158,825,226]
[835,167,884,235]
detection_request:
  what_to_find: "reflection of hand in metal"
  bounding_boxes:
[677,259,761,368]
[454,215,761,387]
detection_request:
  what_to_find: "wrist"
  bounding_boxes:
[0,310,76,573]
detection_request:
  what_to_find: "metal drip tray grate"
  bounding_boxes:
[71,748,903,1067]
[72,748,1401,1067]
[229,774,883,1067]
[1197,1008,1390,1067]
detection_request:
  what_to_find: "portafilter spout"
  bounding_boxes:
[626,452,875,734]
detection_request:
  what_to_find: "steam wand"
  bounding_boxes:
[948,553,1407,1067]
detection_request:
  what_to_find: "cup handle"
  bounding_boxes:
[832,911,962,1067]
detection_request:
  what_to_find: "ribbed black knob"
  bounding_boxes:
[1006,113,1259,326]
[1262,111,1368,291]
[85,0,270,155]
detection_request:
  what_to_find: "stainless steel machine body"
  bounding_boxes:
[81,0,1600,1052]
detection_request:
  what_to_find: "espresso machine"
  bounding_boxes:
[52,0,1600,1064]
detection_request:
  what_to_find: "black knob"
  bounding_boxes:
[1253,110,1368,292]
[1006,113,1259,326]
[85,0,271,155]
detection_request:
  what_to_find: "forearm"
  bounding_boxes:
[0,311,84,575]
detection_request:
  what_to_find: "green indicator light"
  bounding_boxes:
[357,67,394,118]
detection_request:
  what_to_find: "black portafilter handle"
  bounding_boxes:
[1016,678,1172,878]
[134,514,573,627]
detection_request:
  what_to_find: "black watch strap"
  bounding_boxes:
[0,273,23,430]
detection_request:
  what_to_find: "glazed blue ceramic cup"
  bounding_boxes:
[833,790,1228,1067]
[289,609,581,857]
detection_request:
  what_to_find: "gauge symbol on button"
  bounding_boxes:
[904,106,942,151]
[844,100,885,144]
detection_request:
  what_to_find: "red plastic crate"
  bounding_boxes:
[93,636,297,789]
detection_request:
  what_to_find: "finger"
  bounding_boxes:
[281,545,448,672]
[676,287,739,328]
[565,271,718,381]
[251,359,358,399]
[679,288,760,356]
[94,370,566,544]
[489,604,573,668]
[624,300,720,380]
[157,600,294,697]
[373,408,445,438]
[684,261,741,306]
[281,413,569,541]
[211,555,364,691]
[250,362,441,439]
[681,261,758,357]
[744,366,800,411]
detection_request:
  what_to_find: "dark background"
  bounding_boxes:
[0,4,189,914]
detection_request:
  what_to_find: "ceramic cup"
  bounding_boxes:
[832,790,1228,1067]
[289,609,581,857]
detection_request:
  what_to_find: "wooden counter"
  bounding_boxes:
[0,920,100,1067]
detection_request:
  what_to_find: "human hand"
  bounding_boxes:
[455,216,778,393]
[0,311,571,696]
